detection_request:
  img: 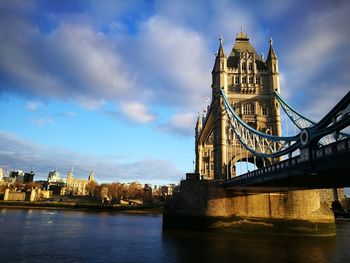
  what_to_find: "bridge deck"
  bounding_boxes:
[225,138,350,190]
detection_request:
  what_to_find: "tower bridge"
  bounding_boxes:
[164,31,350,235]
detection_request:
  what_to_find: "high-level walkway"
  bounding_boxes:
[222,90,350,190]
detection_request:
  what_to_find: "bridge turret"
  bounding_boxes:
[195,113,202,136]
[266,38,282,138]
[211,36,229,180]
[266,37,280,94]
[195,113,203,174]
[212,35,228,94]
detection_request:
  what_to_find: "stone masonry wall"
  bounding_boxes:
[177,180,334,222]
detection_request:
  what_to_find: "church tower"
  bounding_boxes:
[195,31,282,180]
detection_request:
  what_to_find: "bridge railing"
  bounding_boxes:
[226,137,350,186]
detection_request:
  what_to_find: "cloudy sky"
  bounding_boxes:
[0,0,349,184]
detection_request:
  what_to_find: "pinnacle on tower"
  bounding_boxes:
[196,112,202,131]
[217,34,226,58]
[235,28,249,42]
[267,37,278,61]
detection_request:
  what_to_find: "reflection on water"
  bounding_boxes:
[0,208,349,263]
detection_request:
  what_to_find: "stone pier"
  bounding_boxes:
[163,180,335,236]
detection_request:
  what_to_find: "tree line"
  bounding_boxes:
[85,181,147,203]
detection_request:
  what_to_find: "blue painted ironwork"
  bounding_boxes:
[275,91,349,143]
[274,91,314,129]
[221,89,350,159]
[220,89,300,158]
[308,91,350,144]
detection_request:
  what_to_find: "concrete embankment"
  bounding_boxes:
[163,180,336,236]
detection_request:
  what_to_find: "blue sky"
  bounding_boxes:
[0,0,349,185]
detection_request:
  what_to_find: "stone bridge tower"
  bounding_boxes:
[195,31,282,180]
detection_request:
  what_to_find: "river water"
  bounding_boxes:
[0,208,349,263]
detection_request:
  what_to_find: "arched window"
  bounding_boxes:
[242,62,246,71]
[243,104,254,115]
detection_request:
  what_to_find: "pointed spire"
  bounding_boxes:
[269,37,273,47]
[195,112,202,134]
[267,37,277,61]
[217,34,226,58]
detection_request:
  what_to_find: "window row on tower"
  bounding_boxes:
[233,75,261,85]
[241,62,254,71]
[233,103,268,116]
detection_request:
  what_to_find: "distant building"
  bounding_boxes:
[66,170,95,196]
[24,171,34,183]
[48,170,66,184]
[9,170,34,183]
[47,170,66,195]
[167,184,177,196]
[9,170,24,183]
[3,188,52,201]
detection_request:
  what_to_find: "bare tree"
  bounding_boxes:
[85,180,99,198]
[107,182,124,204]
[127,182,144,200]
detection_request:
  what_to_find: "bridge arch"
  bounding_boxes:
[226,152,272,178]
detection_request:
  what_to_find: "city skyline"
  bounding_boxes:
[1,0,350,184]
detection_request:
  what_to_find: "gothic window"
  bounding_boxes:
[242,76,247,84]
[262,107,267,116]
[243,104,254,115]
[249,76,254,84]
[242,62,246,71]
[248,63,253,71]
[273,63,277,72]
[210,164,214,171]
[256,77,260,84]
[235,76,239,85]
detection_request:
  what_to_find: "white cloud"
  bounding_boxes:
[278,2,350,120]
[29,116,54,127]
[160,112,197,136]
[137,16,212,108]
[26,100,42,111]
[300,84,349,121]
[1,0,349,135]
[0,18,134,107]
[61,112,77,117]
[119,101,155,123]
[0,130,182,183]
[286,32,342,78]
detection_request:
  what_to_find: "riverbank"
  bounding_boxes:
[0,200,163,214]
